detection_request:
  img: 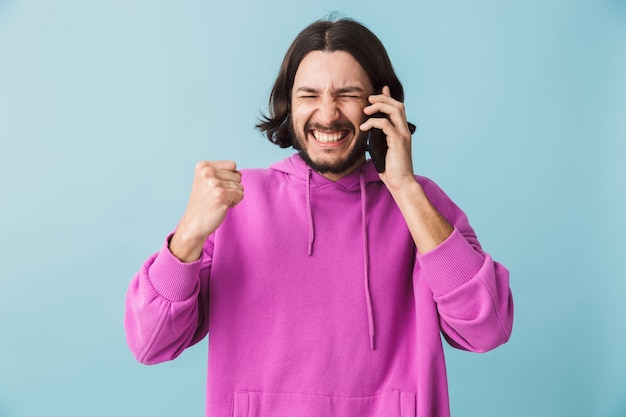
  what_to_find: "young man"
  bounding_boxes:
[125,18,513,417]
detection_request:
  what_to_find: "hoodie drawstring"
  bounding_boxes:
[360,171,375,350]
[306,169,315,256]
[304,168,375,350]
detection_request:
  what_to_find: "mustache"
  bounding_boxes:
[305,121,355,132]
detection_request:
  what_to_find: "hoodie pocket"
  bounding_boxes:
[232,389,416,417]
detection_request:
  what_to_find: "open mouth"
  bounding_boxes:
[310,129,351,144]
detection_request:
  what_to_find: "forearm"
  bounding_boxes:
[404,180,514,352]
[389,179,454,254]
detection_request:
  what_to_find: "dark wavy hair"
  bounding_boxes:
[256,18,404,148]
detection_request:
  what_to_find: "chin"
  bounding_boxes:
[296,142,367,176]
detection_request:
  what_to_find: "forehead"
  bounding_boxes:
[293,50,372,91]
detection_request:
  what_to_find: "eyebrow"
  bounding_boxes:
[295,86,369,95]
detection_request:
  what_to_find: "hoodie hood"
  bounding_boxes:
[270,153,382,349]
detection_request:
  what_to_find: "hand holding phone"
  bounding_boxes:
[366,113,416,173]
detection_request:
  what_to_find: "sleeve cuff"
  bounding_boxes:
[417,228,485,297]
[147,234,203,302]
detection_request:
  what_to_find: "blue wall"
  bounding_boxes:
[1,1,624,416]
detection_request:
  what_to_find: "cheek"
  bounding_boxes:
[291,104,315,129]
[344,108,368,130]
[341,101,368,120]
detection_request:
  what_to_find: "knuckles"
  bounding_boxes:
[201,166,217,180]
[195,160,211,172]
[194,161,239,180]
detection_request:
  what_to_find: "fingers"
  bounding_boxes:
[196,161,242,186]
[222,184,245,208]
[361,86,410,137]
[194,160,244,207]
[360,87,415,182]
[195,160,240,178]
[363,86,397,116]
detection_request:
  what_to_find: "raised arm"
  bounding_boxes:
[360,86,453,254]
[124,160,244,364]
[361,88,513,351]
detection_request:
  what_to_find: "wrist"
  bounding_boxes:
[388,179,453,253]
[387,176,423,203]
[169,228,206,263]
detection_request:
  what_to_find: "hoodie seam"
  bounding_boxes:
[233,389,409,399]
[475,273,512,344]
[137,301,170,363]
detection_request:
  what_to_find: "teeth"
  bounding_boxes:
[313,131,345,143]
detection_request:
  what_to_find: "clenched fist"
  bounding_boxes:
[169,161,244,262]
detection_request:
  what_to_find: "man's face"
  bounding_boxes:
[290,50,373,180]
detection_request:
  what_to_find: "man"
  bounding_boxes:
[125,18,513,417]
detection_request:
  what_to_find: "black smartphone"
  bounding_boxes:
[366,113,416,173]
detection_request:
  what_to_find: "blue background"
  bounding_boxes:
[1,1,625,416]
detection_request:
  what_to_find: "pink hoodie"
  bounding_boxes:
[125,154,513,417]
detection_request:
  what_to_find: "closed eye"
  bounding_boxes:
[336,88,368,100]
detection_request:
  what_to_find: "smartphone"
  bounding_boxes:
[367,113,416,173]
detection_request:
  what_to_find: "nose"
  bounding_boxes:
[317,96,340,126]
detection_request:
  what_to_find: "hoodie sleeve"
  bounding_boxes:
[124,233,213,364]
[416,177,514,353]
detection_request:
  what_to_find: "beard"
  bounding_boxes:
[289,118,369,176]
